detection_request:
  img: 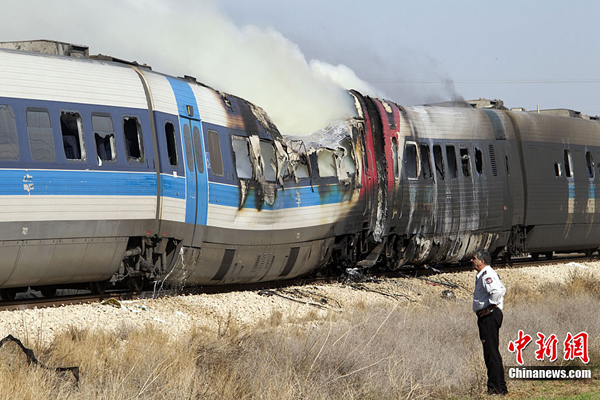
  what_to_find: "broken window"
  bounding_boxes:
[164,122,177,167]
[92,114,116,163]
[391,138,399,178]
[207,130,223,176]
[405,142,418,179]
[296,158,310,179]
[60,111,86,161]
[554,162,562,177]
[474,147,483,175]
[317,149,337,178]
[446,145,457,179]
[586,151,594,179]
[339,139,356,179]
[260,140,277,181]
[27,108,55,162]
[0,105,19,161]
[564,149,573,178]
[232,136,252,179]
[420,144,432,180]
[192,126,204,173]
[183,124,194,171]
[123,116,143,162]
[460,147,471,177]
[433,144,445,180]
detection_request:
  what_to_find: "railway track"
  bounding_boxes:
[0,252,595,311]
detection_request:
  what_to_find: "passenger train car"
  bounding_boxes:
[0,40,598,299]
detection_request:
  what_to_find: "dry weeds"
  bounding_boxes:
[0,268,598,399]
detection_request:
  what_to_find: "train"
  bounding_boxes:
[0,40,598,300]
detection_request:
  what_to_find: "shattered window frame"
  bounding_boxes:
[446,145,458,179]
[317,148,337,178]
[433,144,445,181]
[232,135,253,180]
[339,138,357,180]
[260,140,277,182]
[122,116,144,163]
[564,149,573,178]
[391,137,399,179]
[60,110,86,162]
[474,146,483,176]
[460,147,471,178]
[92,113,117,164]
[27,107,55,162]
[586,151,594,179]
[405,141,419,180]
[420,144,433,180]
[295,158,310,180]
[0,104,19,161]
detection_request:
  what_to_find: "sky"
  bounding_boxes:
[2,0,600,134]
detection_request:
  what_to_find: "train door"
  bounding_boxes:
[180,117,208,245]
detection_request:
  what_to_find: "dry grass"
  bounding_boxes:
[0,271,598,399]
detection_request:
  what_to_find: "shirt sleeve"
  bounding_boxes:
[482,273,506,305]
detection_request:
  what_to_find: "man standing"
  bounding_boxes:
[472,249,508,396]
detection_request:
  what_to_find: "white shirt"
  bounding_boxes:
[473,265,506,312]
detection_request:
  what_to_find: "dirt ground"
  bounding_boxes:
[0,260,597,346]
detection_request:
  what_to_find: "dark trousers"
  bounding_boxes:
[477,309,507,394]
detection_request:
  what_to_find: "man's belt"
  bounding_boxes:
[476,304,497,318]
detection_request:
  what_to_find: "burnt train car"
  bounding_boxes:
[0,40,599,299]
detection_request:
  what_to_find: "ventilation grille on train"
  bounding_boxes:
[489,144,498,176]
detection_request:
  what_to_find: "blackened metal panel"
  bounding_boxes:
[278,247,299,277]
[211,248,236,281]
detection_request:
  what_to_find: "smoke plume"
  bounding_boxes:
[1,0,379,135]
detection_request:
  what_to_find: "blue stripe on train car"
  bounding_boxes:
[0,169,156,196]
[208,182,355,210]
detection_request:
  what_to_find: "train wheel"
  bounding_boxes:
[0,288,18,301]
[89,281,108,295]
[40,287,57,298]
[544,252,553,260]
[531,253,540,261]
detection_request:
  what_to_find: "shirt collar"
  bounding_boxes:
[476,265,492,280]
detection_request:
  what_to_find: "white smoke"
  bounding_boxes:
[1,0,379,135]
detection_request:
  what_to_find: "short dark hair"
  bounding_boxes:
[475,249,491,265]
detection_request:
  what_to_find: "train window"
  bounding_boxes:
[296,158,310,179]
[391,138,399,178]
[317,149,337,178]
[446,145,457,179]
[586,151,594,178]
[123,116,144,162]
[207,130,223,176]
[27,108,55,162]
[232,136,252,179]
[489,145,498,177]
[183,124,194,171]
[506,156,510,176]
[192,126,204,173]
[60,111,86,161]
[420,144,432,180]
[554,162,562,177]
[339,139,356,179]
[564,149,573,178]
[405,142,418,179]
[92,115,116,163]
[460,147,471,177]
[0,105,19,161]
[433,145,445,180]
[260,140,277,181]
[164,122,177,167]
[474,147,483,175]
